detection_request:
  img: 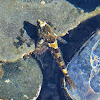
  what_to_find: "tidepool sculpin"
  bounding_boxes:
[33,20,76,91]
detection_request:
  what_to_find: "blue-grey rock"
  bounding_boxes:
[64,31,100,100]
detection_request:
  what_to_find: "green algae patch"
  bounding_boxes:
[0,56,43,100]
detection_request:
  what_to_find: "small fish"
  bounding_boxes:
[33,19,76,90]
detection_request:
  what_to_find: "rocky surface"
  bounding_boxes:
[65,31,100,100]
[36,15,100,100]
[0,56,43,100]
[0,0,100,100]
[1,0,100,61]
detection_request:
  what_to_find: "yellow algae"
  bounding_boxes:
[0,65,4,79]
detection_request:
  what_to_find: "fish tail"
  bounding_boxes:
[65,73,76,90]
[60,66,76,90]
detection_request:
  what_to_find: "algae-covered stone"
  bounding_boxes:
[0,56,43,100]
[0,0,36,62]
[64,31,100,100]
[0,0,100,62]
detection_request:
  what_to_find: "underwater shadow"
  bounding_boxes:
[61,14,100,64]
[23,20,45,71]
[23,21,49,100]
[23,21,38,40]
[66,0,100,12]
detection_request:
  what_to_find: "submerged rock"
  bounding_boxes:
[0,0,100,61]
[0,1,100,100]
[64,31,100,100]
[0,56,43,100]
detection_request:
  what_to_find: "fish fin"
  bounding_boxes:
[33,45,48,55]
[57,37,67,44]
[33,45,48,69]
